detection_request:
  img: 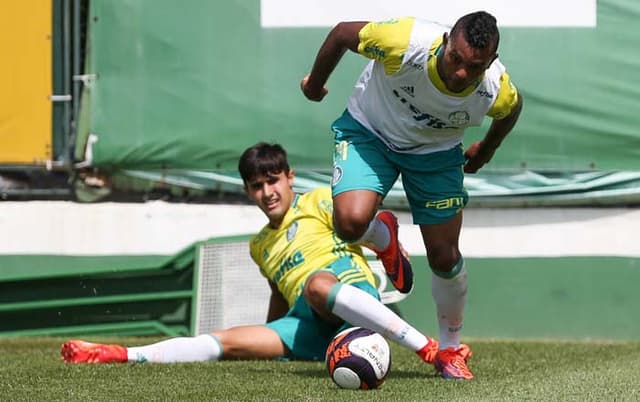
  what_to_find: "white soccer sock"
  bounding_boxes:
[329,283,428,351]
[127,334,222,363]
[431,258,468,350]
[355,217,390,251]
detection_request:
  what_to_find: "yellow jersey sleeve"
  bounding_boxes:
[487,72,519,119]
[357,17,415,75]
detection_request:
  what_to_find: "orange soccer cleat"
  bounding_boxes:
[61,340,128,364]
[374,211,414,294]
[434,345,474,380]
[416,337,439,364]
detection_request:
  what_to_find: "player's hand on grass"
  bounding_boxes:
[463,141,496,173]
[301,74,328,102]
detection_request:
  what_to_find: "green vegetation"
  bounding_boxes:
[1,337,638,401]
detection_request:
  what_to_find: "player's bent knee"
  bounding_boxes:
[303,273,337,310]
[429,258,459,273]
[427,247,460,272]
[332,211,371,242]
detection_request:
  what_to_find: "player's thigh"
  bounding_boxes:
[396,146,468,225]
[419,211,463,248]
[213,325,287,359]
[266,302,339,361]
[419,212,463,271]
[331,112,399,198]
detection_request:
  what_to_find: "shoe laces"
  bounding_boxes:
[417,338,439,364]
[438,348,473,377]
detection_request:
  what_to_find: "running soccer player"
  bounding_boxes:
[301,11,523,379]
[61,143,443,368]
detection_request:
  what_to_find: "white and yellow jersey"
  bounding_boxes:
[347,17,519,154]
[249,188,375,307]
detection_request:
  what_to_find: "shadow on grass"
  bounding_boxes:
[389,369,440,379]
[277,366,437,380]
[274,367,326,378]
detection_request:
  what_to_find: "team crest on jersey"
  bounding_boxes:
[286,221,298,242]
[332,165,343,186]
[448,111,470,126]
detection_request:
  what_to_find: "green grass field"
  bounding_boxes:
[2,337,639,401]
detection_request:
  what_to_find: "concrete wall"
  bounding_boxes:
[0,201,638,258]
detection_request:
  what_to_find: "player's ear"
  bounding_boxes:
[287,169,295,188]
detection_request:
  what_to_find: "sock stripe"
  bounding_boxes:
[207,333,223,360]
[326,282,343,311]
[431,256,465,279]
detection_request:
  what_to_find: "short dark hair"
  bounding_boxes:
[451,11,499,52]
[238,142,290,183]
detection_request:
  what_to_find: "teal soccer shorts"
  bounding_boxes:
[265,256,379,361]
[331,110,469,224]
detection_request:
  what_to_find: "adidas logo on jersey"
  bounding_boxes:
[476,89,492,99]
[400,86,415,97]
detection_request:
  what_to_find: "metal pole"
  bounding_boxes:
[62,0,71,164]
[70,0,81,164]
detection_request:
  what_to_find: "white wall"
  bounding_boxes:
[0,201,638,257]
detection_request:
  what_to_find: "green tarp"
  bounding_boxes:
[79,0,640,171]
[120,169,640,207]
[75,0,639,204]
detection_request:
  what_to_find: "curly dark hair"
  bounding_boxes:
[238,142,290,183]
[451,11,499,52]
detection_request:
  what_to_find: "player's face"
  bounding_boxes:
[244,170,295,228]
[438,31,497,93]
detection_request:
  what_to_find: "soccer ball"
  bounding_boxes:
[325,327,391,390]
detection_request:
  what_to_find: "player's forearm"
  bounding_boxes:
[306,22,365,92]
[266,306,285,323]
[482,93,524,150]
[266,285,289,322]
[266,300,287,322]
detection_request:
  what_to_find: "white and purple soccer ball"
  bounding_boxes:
[325,327,391,390]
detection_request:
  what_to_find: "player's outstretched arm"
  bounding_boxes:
[464,93,524,173]
[301,21,368,102]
